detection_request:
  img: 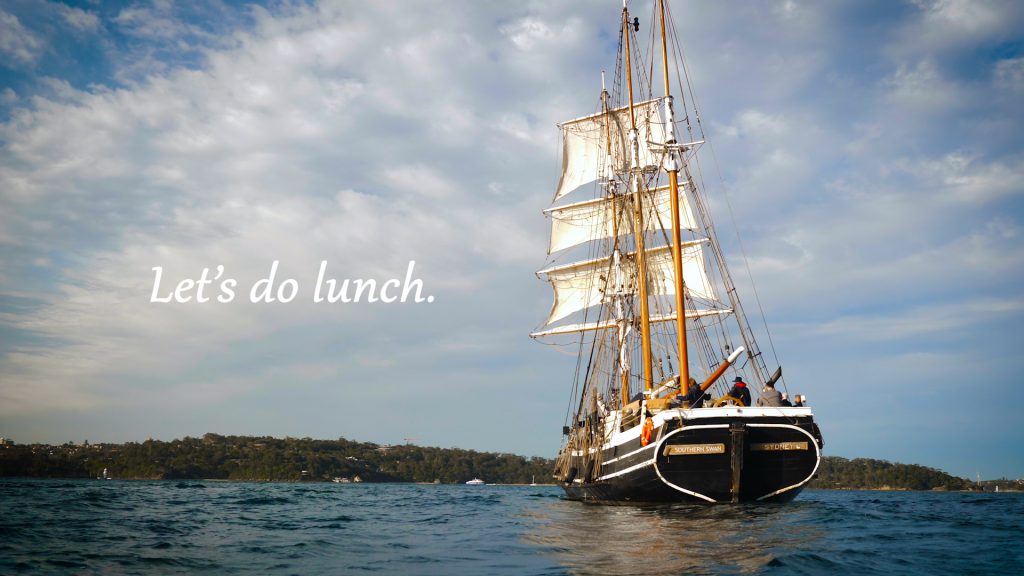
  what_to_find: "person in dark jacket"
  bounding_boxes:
[756,380,784,407]
[727,376,752,406]
[684,377,706,408]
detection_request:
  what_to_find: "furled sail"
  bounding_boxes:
[545,185,697,254]
[538,240,717,325]
[555,99,666,200]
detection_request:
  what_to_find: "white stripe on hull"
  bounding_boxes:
[652,424,726,502]
[595,455,657,481]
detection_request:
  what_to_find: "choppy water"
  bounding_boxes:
[1,480,1022,575]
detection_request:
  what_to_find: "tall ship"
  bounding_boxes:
[532,1,824,504]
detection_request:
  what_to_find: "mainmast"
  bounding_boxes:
[622,4,654,393]
[657,0,689,389]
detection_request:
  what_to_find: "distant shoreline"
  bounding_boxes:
[2,435,1016,491]
[3,477,1019,493]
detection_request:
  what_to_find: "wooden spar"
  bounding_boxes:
[658,0,672,108]
[603,83,615,243]
[623,5,654,393]
[658,0,689,392]
[700,347,745,393]
[622,9,637,130]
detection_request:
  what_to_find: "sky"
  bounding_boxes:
[0,0,1022,480]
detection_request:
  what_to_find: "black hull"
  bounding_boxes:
[561,413,821,504]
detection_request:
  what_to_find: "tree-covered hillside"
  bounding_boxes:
[0,434,553,484]
[0,436,980,491]
[809,456,970,491]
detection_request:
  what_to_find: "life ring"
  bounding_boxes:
[640,418,654,446]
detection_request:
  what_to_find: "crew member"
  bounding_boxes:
[756,380,784,407]
[727,376,752,406]
[684,377,705,408]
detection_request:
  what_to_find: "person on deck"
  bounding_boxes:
[684,377,705,408]
[780,392,793,407]
[756,380,784,407]
[727,376,752,406]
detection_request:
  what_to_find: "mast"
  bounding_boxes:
[623,4,654,393]
[658,0,689,390]
[603,72,632,409]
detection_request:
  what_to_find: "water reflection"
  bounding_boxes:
[521,497,824,575]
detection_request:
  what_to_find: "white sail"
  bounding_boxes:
[546,185,698,254]
[539,254,614,325]
[649,242,719,302]
[555,99,666,200]
[538,241,717,325]
[530,308,733,338]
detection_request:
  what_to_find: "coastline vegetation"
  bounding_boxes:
[0,435,1012,490]
[0,434,550,484]
[810,456,976,491]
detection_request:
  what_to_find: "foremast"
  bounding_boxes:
[602,73,632,409]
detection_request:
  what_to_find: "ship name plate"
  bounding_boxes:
[663,443,726,456]
[750,441,808,451]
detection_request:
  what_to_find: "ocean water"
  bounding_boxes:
[1,480,1022,575]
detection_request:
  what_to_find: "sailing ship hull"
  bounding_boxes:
[560,408,822,504]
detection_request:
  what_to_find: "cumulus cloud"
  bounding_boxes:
[0,10,43,67]
[53,2,101,34]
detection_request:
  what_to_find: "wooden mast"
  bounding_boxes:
[658,0,689,391]
[603,73,631,409]
[622,5,654,393]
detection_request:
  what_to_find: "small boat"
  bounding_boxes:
[465,478,485,485]
[530,475,537,487]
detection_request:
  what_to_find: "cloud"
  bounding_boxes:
[896,0,1024,58]
[911,0,1006,35]
[994,56,1024,93]
[53,2,101,34]
[884,60,960,109]
[0,10,44,67]
[811,297,1024,342]
[887,152,1024,205]
[0,1,563,419]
